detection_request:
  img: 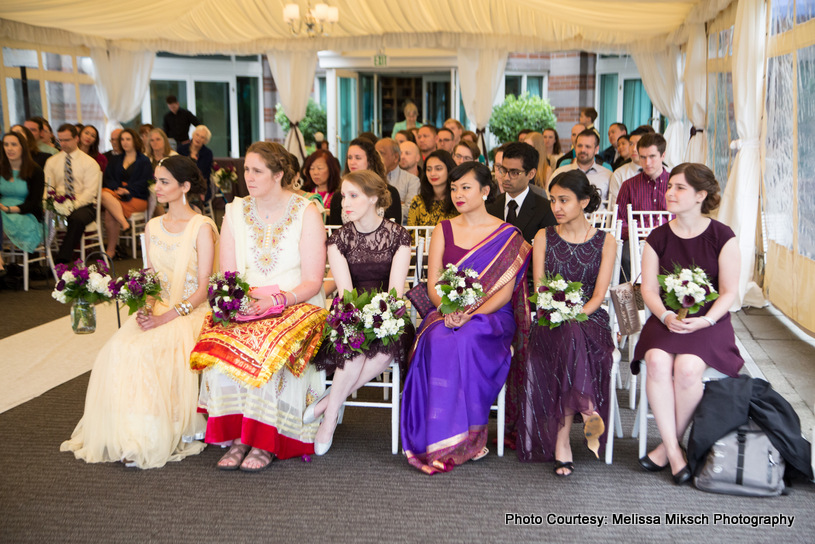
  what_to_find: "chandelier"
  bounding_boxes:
[283,2,339,37]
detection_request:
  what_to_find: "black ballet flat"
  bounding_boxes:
[553,460,575,477]
[639,454,669,472]
[672,465,692,486]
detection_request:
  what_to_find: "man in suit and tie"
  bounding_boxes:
[487,142,556,244]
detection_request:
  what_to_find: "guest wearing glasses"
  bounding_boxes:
[452,141,479,166]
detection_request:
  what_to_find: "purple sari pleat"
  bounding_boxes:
[401,223,530,474]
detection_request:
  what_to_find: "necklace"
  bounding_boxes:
[557,223,592,257]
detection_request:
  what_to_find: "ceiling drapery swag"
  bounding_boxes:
[456,47,508,166]
[716,0,767,309]
[266,49,319,165]
[632,46,687,168]
[89,46,154,142]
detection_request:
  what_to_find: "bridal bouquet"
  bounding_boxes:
[322,289,410,359]
[207,271,251,326]
[110,268,163,315]
[530,273,588,329]
[658,264,718,320]
[52,260,113,304]
[44,188,76,219]
[211,162,238,193]
[435,264,484,315]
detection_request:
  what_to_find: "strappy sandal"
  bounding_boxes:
[553,460,575,477]
[471,446,489,461]
[240,448,274,472]
[217,443,250,471]
[583,413,605,459]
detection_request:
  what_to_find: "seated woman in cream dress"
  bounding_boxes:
[61,155,218,469]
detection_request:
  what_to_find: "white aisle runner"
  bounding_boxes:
[0,303,129,414]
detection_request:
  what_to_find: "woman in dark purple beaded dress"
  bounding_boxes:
[306,170,413,455]
[518,170,617,477]
[634,163,742,485]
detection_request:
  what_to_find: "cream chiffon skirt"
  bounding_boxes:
[61,306,208,469]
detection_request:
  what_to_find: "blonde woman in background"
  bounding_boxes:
[522,132,552,190]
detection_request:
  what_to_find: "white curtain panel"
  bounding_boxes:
[717,0,767,309]
[267,49,318,164]
[89,47,154,142]
[632,46,686,168]
[457,47,508,156]
[683,23,707,163]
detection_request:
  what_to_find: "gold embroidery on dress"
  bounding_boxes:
[244,196,305,276]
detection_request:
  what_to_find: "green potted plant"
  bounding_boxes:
[489,93,557,144]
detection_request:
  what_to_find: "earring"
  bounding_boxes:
[377,207,385,217]
[482,195,488,201]
[182,192,187,205]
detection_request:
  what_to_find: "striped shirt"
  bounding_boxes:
[615,168,670,239]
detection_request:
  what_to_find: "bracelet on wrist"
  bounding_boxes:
[701,315,717,327]
[291,291,298,305]
[659,310,675,324]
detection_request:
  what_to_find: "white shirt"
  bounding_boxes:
[43,149,102,209]
[504,186,530,221]
[387,167,420,226]
[549,160,612,206]
[609,162,642,207]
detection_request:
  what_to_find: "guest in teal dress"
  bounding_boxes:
[0,132,45,274]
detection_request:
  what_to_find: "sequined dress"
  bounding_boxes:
[517,226,614,462]
[313,219,414,372]
[61,214,217,469]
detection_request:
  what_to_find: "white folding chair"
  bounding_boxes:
[1,221,49,292]
[128,211,147,259]
[490,383,508,457]
[79,181,104,261]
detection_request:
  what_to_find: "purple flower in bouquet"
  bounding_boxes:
[207,271,251,326]
[112,268,163,315]
[51,260,113,305]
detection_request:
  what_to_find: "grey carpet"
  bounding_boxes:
[1,372,813,543]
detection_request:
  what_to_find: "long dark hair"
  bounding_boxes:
[548,169,602,213]
[1,132,36,180]
[301,149,341,193]
[120,128,144,154]
[419,149,456,214]
[80,125,101,157]
[543,127,562,155]
[342,138,386,180]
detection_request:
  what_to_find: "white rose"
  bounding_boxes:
[61,271,75,283]
[465,269,478,278]
[567,291,582,304]
[550,311,563,323]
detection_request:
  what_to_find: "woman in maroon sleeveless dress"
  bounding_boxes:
[633,163,743,485]
[517,170,617,477]
[306,170,413,455]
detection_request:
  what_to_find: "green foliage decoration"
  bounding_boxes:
[489,92,557,144]
[274,98,327,145]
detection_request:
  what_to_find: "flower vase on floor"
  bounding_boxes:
[71,298,96,334]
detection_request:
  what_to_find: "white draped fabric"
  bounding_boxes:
[266,50,318,165]
[717,0,767,309]
[632,46,686,168]
[89,47,154,141]
[457,47,508,161]
[683,23,708,164]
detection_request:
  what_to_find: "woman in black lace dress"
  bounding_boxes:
[306,170,413,455]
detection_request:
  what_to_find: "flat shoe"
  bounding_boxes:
[217,443,250,471]
[553,460,575,477]
[314,437,333,456]
[639,454,669,472]
[672,465,692,485]
[583,413,605,459]
[471,446,489,461]
[303,387,331,424]
[239,448,274,472]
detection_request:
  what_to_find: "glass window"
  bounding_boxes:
[77,56,94,75]
[505,75,522,98]
[237,76,259,157]
[3,48,38,68]
[707,72,717,169]
[599,73,619,150]
[79,84,106,140]
[459,94,469,130]
[195,81,231,156]
[45,81,75,129]
[5,77,43,122]
[708,33,719,59]
[150,80,188,132]
[797,44,815,259]
[770,0,795,35]
[425,80,449,128]
[765,54,795,250]
[798,0,815,24]
[726,72,738,170]
[622,79,651,133]
[527,76,543,98]
[318,76,327,108]
[42,52,73,73]
[361,74,375,134]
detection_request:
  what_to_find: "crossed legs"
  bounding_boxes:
[644,349,706,475]
[101,191,129,258]
[314,352,393,445]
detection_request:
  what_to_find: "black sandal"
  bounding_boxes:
[553,460,575,477]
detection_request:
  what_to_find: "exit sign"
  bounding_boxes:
[374,54,387,66]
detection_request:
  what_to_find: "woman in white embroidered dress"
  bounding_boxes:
[61,155,217,469]
[192,141,327,472]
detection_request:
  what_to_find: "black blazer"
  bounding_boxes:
[486,190,556,244]
[328,184,401,226]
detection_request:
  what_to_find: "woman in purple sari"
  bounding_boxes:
[401,162,531,475]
